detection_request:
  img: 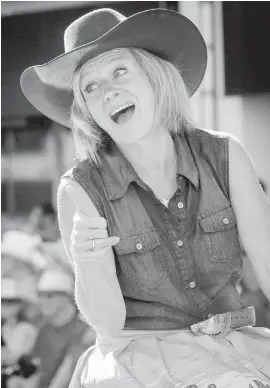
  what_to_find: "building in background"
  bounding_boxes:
[2,1,270,218]
[180,1,270,198]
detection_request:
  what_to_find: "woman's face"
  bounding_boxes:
[79,50,156,144]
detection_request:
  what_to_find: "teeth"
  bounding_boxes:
[111,103,134,118]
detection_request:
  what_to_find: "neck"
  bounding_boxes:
[118,128,176,177]
[50,303,76,328]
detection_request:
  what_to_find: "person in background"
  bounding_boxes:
[1,230,46,278]
[1,278,40,388]
[20,7,270,387]
[1,230,46,325]
[25,202,72,274]
[25,202,59,242]
[31,270,95,388]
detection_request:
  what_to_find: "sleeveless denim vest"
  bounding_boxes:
[63,127,245,330]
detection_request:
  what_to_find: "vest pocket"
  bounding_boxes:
[114,230,167,290]
[198,206,241,263]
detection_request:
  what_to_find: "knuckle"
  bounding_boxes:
[73,212,82,222]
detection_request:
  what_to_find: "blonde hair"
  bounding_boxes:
[71,48,194,165]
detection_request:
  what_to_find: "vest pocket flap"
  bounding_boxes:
[115,230,162,255]
[199,206,237,233]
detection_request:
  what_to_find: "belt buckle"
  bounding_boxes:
[190,312,232,339]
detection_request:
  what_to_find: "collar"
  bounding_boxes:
[173,132,199,190]
[100,130,199,201]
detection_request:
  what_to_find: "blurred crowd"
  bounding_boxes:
[1,200,270,388]
[1,203,96,388]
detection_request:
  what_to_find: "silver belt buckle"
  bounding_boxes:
[190,312,232,339]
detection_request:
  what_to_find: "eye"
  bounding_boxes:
[84,82,99,94]
[113,67,127,78]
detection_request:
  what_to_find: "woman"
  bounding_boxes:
[20,8,270,387]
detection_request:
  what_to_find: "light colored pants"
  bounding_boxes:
[70,326,270,388]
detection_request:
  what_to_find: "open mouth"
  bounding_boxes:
[110,103,135,124]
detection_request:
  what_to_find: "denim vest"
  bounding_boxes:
[63,127,244,330]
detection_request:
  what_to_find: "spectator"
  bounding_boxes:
[25,202,59,242]
[1,278,40,388]
[25,202,72,274]
[1,229,47,276]
[1,230,47,324]
[31,270,95,388]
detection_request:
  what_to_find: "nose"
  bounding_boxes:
[103,87,120,103]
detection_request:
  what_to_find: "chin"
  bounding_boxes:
[109,118,152,144]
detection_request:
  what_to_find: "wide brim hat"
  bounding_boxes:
[20,8,207,129]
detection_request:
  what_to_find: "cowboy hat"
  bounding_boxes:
[20,8,207,129]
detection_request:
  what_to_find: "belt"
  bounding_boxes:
[190,306,256,339]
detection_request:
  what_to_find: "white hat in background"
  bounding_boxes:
[1,230,47,270]
[1,277,37,303]
[41,239,73,275]
[37,270,74,296]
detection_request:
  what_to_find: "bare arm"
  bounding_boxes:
[229,136,270,301]
[57,178,126,338]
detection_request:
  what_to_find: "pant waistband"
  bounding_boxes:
[97,307,256,343]
[190,306,256,339]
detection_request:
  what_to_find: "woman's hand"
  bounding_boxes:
[70,212,119,262]
[66,182,120,262]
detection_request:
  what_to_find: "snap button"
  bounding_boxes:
[177,202,184,209]
[223,217,229,225]
[136,243,142,250]
[189,281,196,289]
[177,240,184,247]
